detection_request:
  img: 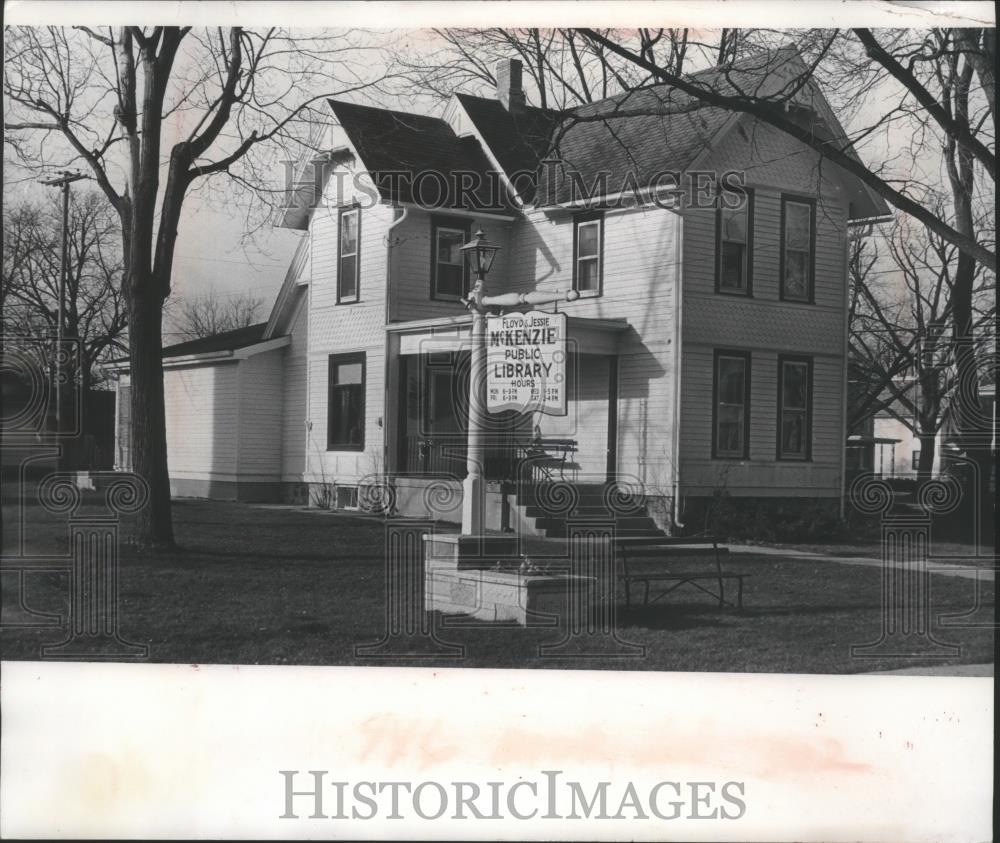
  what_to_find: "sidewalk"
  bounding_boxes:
[728,544,995,582]
[864,663,993,677]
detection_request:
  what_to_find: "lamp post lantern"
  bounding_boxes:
[458,229,579,535]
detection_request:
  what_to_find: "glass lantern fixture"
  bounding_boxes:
[460,228,499,278]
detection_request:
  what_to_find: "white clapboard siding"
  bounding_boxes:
[679,119,849,497]
[163,362,240,478]
[303,170,391,486]
[506,205,681,489]
[237,349,285,477]
[389,208,515,323]
[281,295,309,479]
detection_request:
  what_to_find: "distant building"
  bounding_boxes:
[847,380,996,480]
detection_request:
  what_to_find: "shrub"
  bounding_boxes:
[699,494,849,543]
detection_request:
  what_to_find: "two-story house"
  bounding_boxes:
[114,49,890,532]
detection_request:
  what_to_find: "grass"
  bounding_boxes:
[1,495,994,673]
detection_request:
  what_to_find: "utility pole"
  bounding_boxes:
[40,170,87,468]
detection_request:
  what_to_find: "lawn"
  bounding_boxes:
[1,495,994,673]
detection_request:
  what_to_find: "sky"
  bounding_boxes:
[3,3,995,340]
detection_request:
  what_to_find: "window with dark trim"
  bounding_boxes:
[337,206,360,303]
[431,216,470,300]
[777,355,812,460]
[780,195,815,302]
[573,212,603,295]
[713,350,751,459]
[327,352,365,450]
[716,188,754,295]
[911,450,920,471]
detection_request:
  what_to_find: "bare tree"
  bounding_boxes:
[848,213,993,481]
[170,290,265,340]
[2,190,128,396]
[576,28,994,270]
[4,26,391,546]
[395,28,693,109]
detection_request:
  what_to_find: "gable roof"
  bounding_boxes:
[282,45,890,230]
[326,99,517,216]
[160,322,269,359]
[458,46,891,218]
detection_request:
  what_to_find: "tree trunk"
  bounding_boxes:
[128,278,174,547]
[916,430,937,483]
[943,51,991,543]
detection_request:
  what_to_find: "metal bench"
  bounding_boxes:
[614,536,748,609]
[520,437,578,482]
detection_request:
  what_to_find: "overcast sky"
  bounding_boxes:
[4,3,994,338]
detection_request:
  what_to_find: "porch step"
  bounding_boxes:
[515,490,646,510]
[510,481,670,541]
[521,504,644,518]
[531,515,660,530]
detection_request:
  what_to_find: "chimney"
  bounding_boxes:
[495,59,526,113]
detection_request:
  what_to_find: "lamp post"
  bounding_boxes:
[459,230,500,536]
[459,229,579,536]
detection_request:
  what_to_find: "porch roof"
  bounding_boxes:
[386,312,629,356]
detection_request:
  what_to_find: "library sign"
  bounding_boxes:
[486,310,567,415]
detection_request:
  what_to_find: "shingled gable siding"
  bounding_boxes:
[505,204,680,491]
[679,120,849,497]
[304,164,390,490]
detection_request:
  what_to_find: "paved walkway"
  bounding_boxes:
[729,544,995,582]
[864,663,993,677]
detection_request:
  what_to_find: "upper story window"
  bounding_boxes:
[777,355,812,460]
[713,350,751,459]
[716,189,753,295]
[573,213,603,295]
[780,196,815,303]
[431,217,470,300]
[338,207,360,303]
[328,352,365,451]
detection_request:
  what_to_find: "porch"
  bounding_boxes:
[386,313,628,481]
[384,312,629,524]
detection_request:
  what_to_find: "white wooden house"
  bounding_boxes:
[114,50,891,530]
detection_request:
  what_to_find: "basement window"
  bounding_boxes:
[336,485,359,510]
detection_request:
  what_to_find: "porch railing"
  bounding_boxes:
[399,433,579,486]
[401,433,523,481]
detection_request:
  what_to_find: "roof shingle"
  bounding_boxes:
[160,322,269,359]
[328,100,516,215]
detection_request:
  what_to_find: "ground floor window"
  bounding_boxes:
[328,352,365,450]
[777,355,812,460]
[713,350,751,459]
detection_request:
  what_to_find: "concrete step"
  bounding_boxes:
[516,493,647,510]
[535,523,666,539]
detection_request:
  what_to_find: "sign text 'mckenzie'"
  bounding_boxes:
[486,310,568,416]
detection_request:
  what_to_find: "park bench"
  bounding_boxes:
[614,535,748,609]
